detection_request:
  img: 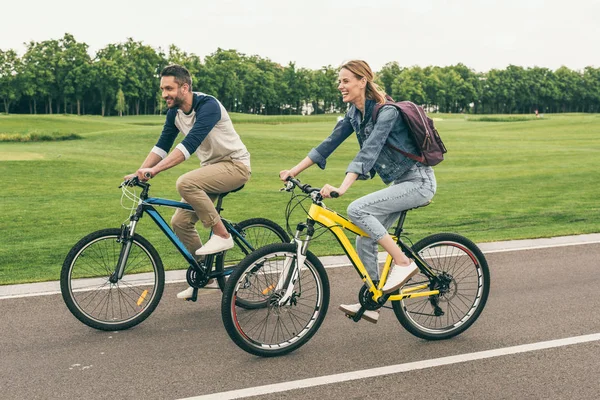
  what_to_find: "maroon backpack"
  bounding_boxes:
[372,95,447,166]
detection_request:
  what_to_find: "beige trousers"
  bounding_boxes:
[171,160,250,257]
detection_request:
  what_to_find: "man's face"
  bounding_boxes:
[160,76,188,109]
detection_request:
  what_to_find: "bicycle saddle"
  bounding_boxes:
[217,184,245,198]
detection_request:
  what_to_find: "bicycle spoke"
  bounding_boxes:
[223,244,329,356]
[63,232,163,329]
[393,235,489,339]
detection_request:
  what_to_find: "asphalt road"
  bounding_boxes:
[1,243,599,399]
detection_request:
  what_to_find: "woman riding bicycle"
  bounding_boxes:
[279,60,437,323]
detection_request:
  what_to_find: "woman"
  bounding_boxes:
[279,60,436,324]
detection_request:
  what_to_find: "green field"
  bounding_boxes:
[1,112,599,285]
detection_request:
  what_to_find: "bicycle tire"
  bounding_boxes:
[221,242,329,357]
[214,218,290,293]
[392,232,490,340]
[60,228,165,331]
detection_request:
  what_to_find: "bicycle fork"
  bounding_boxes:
[275,222,313,306]
[110,218,139,283]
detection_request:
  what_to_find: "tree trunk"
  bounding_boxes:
[64,96,67,114]
[77,99,81,116]
[136,100,140,115]
[3,98,10,114]
[29,100,33,114]
[101,100,106,117]
[34,98,37,114]
[48,97,53,114]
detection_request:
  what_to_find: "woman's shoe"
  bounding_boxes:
[381,262,419,294]
[339,303,379,323]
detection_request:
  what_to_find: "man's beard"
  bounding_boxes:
[167,93,185,109]
[167,97,183,108]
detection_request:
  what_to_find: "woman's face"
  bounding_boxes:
[337,68,366,104]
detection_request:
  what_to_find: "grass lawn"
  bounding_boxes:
[1,112,599,285]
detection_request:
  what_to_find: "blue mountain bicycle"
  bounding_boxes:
[60,177,289,331]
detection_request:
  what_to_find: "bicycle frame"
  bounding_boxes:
[303,202,440,303]
[116,193,258,281]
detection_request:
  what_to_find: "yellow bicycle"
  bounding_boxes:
[221,178,490,357]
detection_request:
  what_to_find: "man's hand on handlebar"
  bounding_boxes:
[132,168,154,182]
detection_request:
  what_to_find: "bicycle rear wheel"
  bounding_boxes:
[392,233,490,340]
[221,243,329,357]
[60,228,164,331]
[215,218,290,292]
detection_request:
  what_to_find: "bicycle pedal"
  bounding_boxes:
[344,313,358,322]
[186,288,199,302]
[343,312,363,323]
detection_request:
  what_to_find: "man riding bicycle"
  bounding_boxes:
[124,64,251,300]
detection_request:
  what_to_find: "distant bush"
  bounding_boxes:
[127,122,163,126]
[467,116,540,122]
[230,113,340,125]
[0,132,82,142]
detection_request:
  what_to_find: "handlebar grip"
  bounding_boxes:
[143,172,152,179]
[331,192,339,198]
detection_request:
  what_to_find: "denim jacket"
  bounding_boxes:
[308,99,419,185]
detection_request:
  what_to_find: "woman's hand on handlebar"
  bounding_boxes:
[279,169,294,182]
[320,184,342,198]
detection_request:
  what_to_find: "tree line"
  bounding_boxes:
[1,33,599,116]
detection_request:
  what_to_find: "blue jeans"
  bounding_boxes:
[346,164,436,279]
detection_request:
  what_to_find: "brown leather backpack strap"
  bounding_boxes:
[386,142,425,164]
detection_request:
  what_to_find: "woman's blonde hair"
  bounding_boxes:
[340,60,387,105]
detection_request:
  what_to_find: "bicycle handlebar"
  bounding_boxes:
[285,177,339,198]
[119,176,150,190]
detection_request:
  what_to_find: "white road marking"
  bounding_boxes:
[181,333,600,400]
[480,240,600,254]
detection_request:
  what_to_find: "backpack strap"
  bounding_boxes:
[371,95,425,164]
[386,143,425,163]
[371,95,395,123]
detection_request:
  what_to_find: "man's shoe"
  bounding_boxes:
[177,286,195,299]
[195,234,234,255]
[381,261,419,294]
[339,303,379,323]
[176,280,219,299]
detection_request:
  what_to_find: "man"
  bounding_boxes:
[125,64,251,300]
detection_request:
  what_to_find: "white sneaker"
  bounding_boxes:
[195,234,234,255]
[176,280,219,299]
[339,303,380,323]
[177,286,196,299]
[381,261,419,294]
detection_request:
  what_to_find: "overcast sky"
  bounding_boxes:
[2,0,599,73]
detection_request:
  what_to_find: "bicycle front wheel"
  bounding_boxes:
[392,233,490,340]
[221,243,329,357]
[60,228,165,331]
[215,217,290,291]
